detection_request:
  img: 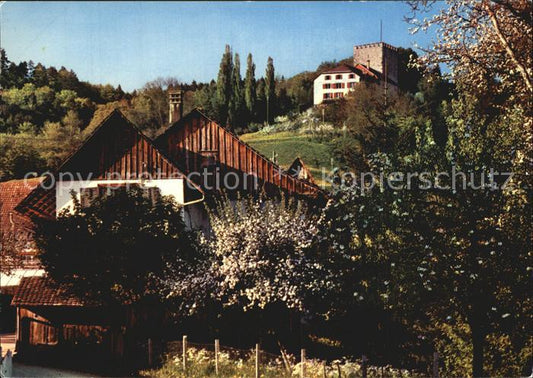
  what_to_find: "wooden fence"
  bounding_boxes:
[152,335,441,378]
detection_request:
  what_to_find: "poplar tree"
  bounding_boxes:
[256,78,266,123]
[229,53,244,130]
[215,45,233,126]
[244,53,256,122]
[265,56,276,124]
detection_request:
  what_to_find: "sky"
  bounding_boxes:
[2,1,439,92]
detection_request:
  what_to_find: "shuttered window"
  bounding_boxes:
[80,184,161,207]
[80,187,100,207]
[146,187,162,205]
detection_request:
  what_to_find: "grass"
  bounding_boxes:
[139,345,424,378]
[240,131,333,188]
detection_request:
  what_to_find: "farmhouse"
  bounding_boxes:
[0,179,45,294]
[157,93,324,228]
[2,101,324,360]
[0,179,45,335]
[313,41,399,105]
[313,64,379,104]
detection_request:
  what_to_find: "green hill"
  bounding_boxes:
[240,130,333,188]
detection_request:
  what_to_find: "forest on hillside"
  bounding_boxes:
[0,42,422,181]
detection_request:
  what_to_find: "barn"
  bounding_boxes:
[5,101,324,362]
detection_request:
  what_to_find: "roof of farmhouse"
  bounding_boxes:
[0,177,43,233]
[317,64,379,79]
[12,276,98,307]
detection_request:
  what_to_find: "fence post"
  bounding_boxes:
[255,343,260,378]
[182,335,187,373]
[147,338,153,366]
[301,348,306,378]
[215,339,220,376]
[361,355,368,378]
[432,352,439,378]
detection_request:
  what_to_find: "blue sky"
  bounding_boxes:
[2,1,438,92]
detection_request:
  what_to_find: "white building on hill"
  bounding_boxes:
[313,64,378,105]
[313,42,399,105]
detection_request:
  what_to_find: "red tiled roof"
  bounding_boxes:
[319,64,380,80]
[0,178,43,234]
[354,63,379,79]
[11,276,97,307]
[320,64,359,75]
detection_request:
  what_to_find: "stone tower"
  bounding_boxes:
[353,42,399,86]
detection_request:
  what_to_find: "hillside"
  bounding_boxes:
[240,130,332,188]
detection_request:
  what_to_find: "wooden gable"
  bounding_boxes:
[59,109,183,180]
[156,109,324,199]
[287,157,316,185]
[17,109,202,219]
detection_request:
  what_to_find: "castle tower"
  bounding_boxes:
[353,42,399,86]
[168,89,184,124]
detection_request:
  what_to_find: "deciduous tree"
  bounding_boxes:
[36,187,195,305]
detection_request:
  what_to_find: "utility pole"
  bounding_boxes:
[266,97,270,125]
[0,2,5,49]
[0,2,5,90]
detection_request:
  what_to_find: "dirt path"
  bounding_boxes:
[12,363,98,377]
[0,333,16,358]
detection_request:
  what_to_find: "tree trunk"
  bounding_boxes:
[470,319,486,377]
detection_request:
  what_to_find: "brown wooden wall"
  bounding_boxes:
[17,110,200,219]
[61,110,183,180]
[162,111,321,197]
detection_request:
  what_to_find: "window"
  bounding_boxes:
[334,92,344,98]
[200,151,218,169]
[324,75,331,80]
[80,186,100,207]
[80,184,161,207]
[334,83,344,89]
[348,82,356,89]
[200,151,219,188]
[323,83,331,89]
[323,93,333,100]
[335,74,342,79]
[349,74,355,79]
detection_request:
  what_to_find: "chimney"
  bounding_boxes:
[366,59,370,69]
[169,89,184,124]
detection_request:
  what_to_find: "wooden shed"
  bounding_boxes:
[287,157,317,185]
[11,276,160,364]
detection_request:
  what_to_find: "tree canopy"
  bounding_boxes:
[35,188,196,306]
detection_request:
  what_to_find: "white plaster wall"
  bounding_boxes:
[313,73,360,105]
[56,178,185,214]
